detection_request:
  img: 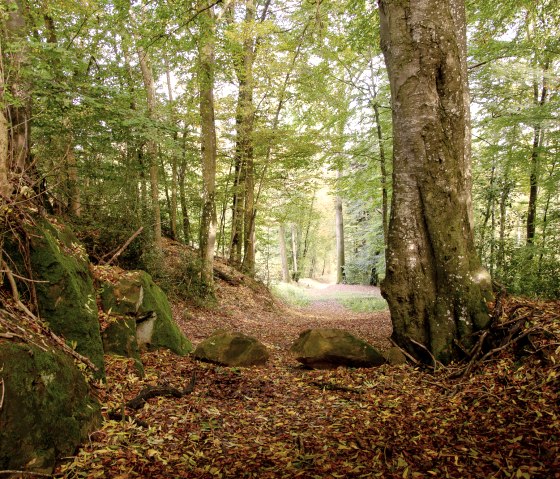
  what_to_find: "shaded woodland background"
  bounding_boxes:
[1,0,558,297]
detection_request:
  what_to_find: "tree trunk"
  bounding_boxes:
[378,0,492,364]
[229,0,257,274]
[526,73,548,247]
[137,45,162,251]
[278,224,290,283]
[179,132,192,245]
[165,58,179,240]
[198,6,218,292]
[0,101,9,197]
[291,224,299,282]
[4,0,31,176]
[335,193,345,284]
[373,102,388,246]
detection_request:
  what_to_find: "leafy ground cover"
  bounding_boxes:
[57,278,559,479]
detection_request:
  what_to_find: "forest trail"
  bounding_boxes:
[58,274,559,478]
[297,279,384,314]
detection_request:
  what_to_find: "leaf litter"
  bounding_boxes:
[57,277,559,478]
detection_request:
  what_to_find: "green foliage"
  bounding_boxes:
[340,296,388,313]
[271,282,311,307]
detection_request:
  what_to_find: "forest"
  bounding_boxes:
[0,0,559,478]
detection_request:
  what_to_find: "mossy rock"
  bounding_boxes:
[0,341,102,473]
[18,218,105,378]
[101,317,144,377]
[100,270,192,355]
[290,328,386,369]
[194,330,269,367]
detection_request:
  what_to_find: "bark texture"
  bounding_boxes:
[3,0,31,176]
[278,224,290,283]
[335,195,345,284]
[137,46,162,252]
[379,0,492,363]
[198,6,218,292]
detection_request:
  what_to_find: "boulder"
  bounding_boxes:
[99,270,192,355]
[194,331,269,367]
[290,328,386,369]
[7,218,106,378]
[101,317,144,376]
[0,341,102,473]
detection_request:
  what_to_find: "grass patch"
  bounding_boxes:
[340,296,388,313]
[271,282,311,307]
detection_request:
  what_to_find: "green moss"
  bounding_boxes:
[27,219,105,378]
[0,342,101,472]
[100,270,192,356]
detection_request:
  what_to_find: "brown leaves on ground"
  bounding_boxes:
[58,279,559,478]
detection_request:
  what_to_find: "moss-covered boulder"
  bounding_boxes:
[194,331,269,367]
[0,341,101,473]
[17,218,105,377]
[290,329,386,369]
[99,270,192,355]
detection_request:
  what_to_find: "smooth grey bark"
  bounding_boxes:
[378,0,492,363]
[165,57,179,241]
[278,224,290,283]
[198,5,218,292]
[291,224,299,281]
[3,0,31,176]
[335,194,345,284]
[137,45,162,252]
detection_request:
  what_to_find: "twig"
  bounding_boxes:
[478,328,537,363]
[0,332,26,341]
[460,330,489,377]
[102,226,143,266]
[0,471,53,477]
[408,337,443,371]
[2,260,20,302]
[311,381,363,394]
[389,338,418,365]
[0,378,4,410]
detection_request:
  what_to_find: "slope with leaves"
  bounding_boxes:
[55,245,559,479]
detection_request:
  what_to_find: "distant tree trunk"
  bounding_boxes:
[137,45,162,251]
[335,194,345,284]
[65,135,81,216]
[179,131,191,245]
[291,224,299,282]
[43,14,81,216]
[368,55,389,246]
[229,163,244,266]
[373,102,388,245]
[0,97,9,197]
[4,0,31,177]
[165,58,179,240]
[240,0,256,276]
[198,6,218,292]
[379,0,492,364]
[526,64,548,247]
[278,224,290,283]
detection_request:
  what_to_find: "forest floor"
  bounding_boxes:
[58,270,560,479]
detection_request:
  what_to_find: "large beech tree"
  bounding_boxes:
[378,0,493,363]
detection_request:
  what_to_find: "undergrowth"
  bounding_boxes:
[340,296,388,312]
[270,282,311,307]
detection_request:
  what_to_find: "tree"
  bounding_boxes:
[378,0,493,363]
[198,4,218,293]
[2,0,31,181]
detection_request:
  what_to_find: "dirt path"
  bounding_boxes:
[297,280,384,314]
[58,282,558,478]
